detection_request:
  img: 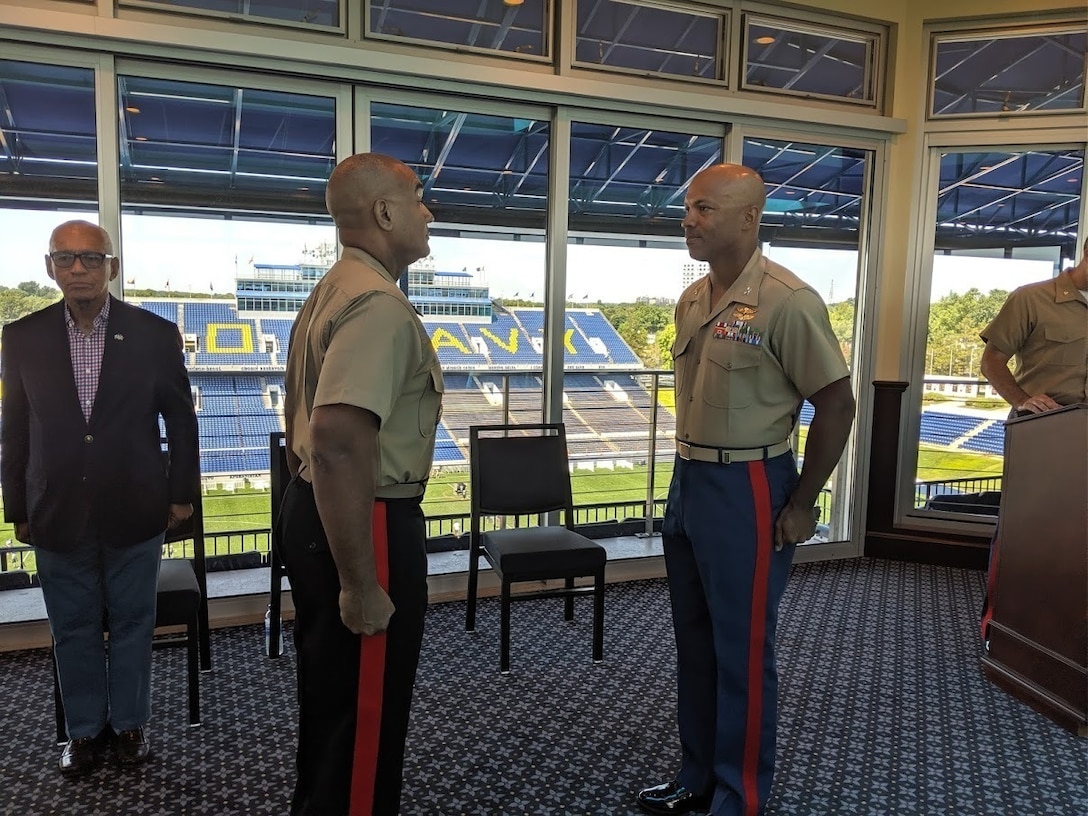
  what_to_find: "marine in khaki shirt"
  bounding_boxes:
[673,248,850,450]
[278,154,440,816]
[286,245,443,497]
[980,253,1088,413]
[638,164,855,816]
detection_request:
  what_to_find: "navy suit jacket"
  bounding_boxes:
[1,296,199,551]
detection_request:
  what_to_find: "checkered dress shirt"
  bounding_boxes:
[65,298,110,422]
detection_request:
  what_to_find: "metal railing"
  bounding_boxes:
[914,474,1003,510]
[0,367,853,578]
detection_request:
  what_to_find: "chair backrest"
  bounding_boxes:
[469,423,575,525]
[162,452,206,593]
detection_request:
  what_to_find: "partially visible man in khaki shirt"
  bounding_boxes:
[980,236,1088,414]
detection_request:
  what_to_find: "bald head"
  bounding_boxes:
[49,220,114,255]
[326,153,416,230]
[682,164,766,270]
[325,152,433,271]
[693,164,767,213]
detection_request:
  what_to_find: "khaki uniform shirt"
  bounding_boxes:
[672,249,849,448]
[980,270,1088,407]
[286,247,444,497]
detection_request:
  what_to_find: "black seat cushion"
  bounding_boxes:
[481,526,606,580]
[156,559,201,623]
[0,570,33,591]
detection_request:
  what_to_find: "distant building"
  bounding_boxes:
[681,261,709,290]
[236,262,327,314]
[235,254,491,321]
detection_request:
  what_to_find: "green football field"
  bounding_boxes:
[0,439,1003,571]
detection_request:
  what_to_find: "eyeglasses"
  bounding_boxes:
[49,251,114,269]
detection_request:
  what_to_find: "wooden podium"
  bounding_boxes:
[981,403,1087,736]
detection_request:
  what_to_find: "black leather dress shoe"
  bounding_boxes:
[116,727,151,766]
[59,736,103,776]
[637,779,712,815]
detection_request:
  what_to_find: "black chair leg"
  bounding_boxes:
[465,544,480,633]
[186,618,201,726]
[564,577,575,621]
[500,579,511,675]
[53,650,67,745]
[269,559,284,659]
[198,595,212,672]
[592,569,605,664]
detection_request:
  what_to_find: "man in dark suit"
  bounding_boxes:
[1,220,199,776]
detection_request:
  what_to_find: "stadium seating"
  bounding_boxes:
[919,412,986,446]
[960,420,1005,455]
[127,299,737,476]
[69,300,1018,484]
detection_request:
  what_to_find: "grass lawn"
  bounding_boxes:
[0,437,1004,569]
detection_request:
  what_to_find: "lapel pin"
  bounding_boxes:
[114,334,124,341]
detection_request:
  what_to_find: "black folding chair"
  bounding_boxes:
[466,423,607,674]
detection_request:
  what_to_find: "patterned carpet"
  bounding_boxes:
[0,558,1083,816]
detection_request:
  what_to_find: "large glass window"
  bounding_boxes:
[742,15,880,106]
[913,147,1082,517]
[0,60,97,207]
[931,28,1088,117]
[743,135,872,545]
[121,0,341,29]
[367,0,548,58]
[573,0,724,81]
[0,58,100,565]
[117,70,338,542]
[371,100,550,538]
[564,121,721,532]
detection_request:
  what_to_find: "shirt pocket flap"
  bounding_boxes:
[1043,325,1087,344]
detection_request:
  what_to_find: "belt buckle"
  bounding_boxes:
[719,449,731,465]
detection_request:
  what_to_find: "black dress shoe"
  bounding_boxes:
[116,727,151,766]
[59,736,103,776]
[637,779,712,815]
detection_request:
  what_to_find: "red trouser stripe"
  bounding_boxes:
[349,500,389,816]
[742,461,773,816]
[979,526,1000,642]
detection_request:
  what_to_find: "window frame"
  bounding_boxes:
[927,22,1088,121]
[363,0,554,65]
[119,0,346,36]
[738,11,884,110]
[569,0,730,87]
[897,129,1088,535]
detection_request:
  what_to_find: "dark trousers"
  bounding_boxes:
[278,477,428,816]
[662,453,798,816]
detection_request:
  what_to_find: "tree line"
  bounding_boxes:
[0,283,1008,379]
[510,288,1010,376]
